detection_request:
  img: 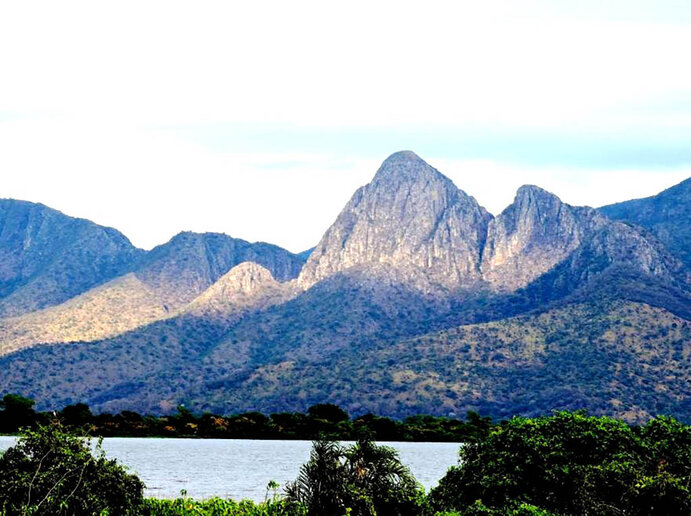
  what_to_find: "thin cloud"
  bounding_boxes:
[0,2,689,251]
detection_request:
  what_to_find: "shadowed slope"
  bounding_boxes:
[0,199,143,317]
[600,177,691,268]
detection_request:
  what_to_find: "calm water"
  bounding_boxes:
[0,436,459,501]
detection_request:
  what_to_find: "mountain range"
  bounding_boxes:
[0,151,689,423]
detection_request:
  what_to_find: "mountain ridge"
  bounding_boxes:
[0,151,688,423]
[0,198,145,317]
[600,177,691,269]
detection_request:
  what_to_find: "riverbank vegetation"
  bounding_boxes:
[0,394,493,442]
[0,411,689,515]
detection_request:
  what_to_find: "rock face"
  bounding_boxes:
[298,151,492,290]
[481,186,606,291]
[0,199,144,317]
[186,262,294,320]
[600,177,691,269]
[298,153,684,298]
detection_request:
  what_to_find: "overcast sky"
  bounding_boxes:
[1,1,690,253]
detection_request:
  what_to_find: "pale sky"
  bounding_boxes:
[1,1,690,253]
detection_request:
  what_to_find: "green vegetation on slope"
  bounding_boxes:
[600,177,691,268]
[0,300,688,423]
[194,300,690,423]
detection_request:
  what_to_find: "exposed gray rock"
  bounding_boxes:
[298,151,492,291]
[481,185,607,291]
[186,262,296,320]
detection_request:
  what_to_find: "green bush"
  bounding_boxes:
[0,423,144,515]
[429,411,691,515]
[141,497,305,515]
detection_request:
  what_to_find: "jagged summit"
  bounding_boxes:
[135,231,305,310]
[505,185,572,230]
[298,151,492,289]
[481,186,605,291]
[515,184,556,198]
[370,150,446,184]
[189,262,279,309]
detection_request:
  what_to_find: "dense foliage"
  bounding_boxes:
[0,423,144,515]
[141,497,305,516]
[0,395,493,442]
[285,439,427,516]
[1,412,690,515]
[429,411,691,515]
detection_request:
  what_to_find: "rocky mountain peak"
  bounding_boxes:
[298,152,492,290]
[515,184,559,202]
[503,185,570,232]
[370,150,444,185]
[135,231,304,310]
[186,261,292,320]
[218,262,278,295]
[481,186,605,291]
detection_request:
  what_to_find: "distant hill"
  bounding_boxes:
[600,177,691,269]
[134,231,304,312]
[0,199,143,317]
[0,152,688,422]
[0,223,304,353]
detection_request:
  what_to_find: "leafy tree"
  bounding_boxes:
[464,411,493,440]
[353,413,402,441]
[285,440,347,515]
[286,438,426,516]
[0,394,38,433]
[306,403,349,424]
[0,423,144,515]
[60,403,93,428]
[429,411,691,515]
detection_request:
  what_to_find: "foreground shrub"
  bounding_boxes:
[0,423,144,515]
[142,497,306,515]
[429,411,691,515]
[286,439,427,515]
[433,500,558,515]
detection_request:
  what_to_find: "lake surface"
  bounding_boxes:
[0,436,459,501]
